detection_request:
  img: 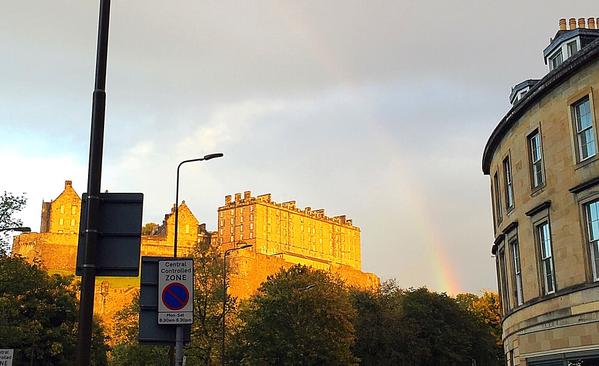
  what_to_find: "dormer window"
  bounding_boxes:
[549,50,563,70]
[567,40,578,57]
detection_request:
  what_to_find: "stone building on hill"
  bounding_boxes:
[482,18,599,366]
[12,180,379,328]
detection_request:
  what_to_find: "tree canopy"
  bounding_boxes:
[231,265,358,366]
[0,191,27,253]
[0,255,108,365]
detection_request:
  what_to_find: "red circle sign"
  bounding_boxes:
[161,282,190,310]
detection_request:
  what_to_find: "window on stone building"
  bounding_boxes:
[60,205,64,214]
[567,40,578,57]
[493,172,502,225]
[71,205,77,214]
[185,224,189,234]
[70,219,76,227]
[584,200,599,281]
[549,49,563,70]
[528,131,545,189]
[573,96,596,162]
[536,221,556,294]
[510,238,523,306]
[497,247,509,314]
[59,218,64,226]
[503,156,515,210]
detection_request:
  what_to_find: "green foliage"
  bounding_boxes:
[0,255,108,365]
[231,265,358,366]
[108,293,170,366]
[0,191,27,253]
[141,223,159,236]
[184,239,231,365]
[352,283,503,366]
[109,239,230,366]
[456,291,504,364]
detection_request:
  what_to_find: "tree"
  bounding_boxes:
[109,293,170,366]
[141,223,159,236]
[184,238,232,365]
[0,191,27,253]
[231,265,358,366]
[352,284,501,366]
[0,255,108,365]
[350,280,406,366]
[109,238,230,366]
[456,291,504,365]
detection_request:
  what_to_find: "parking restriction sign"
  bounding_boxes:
[158,259,193,324]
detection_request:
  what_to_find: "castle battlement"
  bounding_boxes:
[221,191,357,229]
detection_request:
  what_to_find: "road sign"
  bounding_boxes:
[139,257,191,345]
[0,349,13,366]
[158,259,193,324]
[76,192,143,277]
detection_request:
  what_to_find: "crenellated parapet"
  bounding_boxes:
[221,191,358,230]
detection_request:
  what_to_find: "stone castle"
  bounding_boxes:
[12,180,379,327]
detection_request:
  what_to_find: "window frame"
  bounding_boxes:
[503,155,515,211]
[497,244,510,314]
[572,96,597,163]
[528,130,545,191]
[536,220,556,295]
[549,49,563,70]
[493,171,503,225]
[583,199,599,282]
[510,237,524,306]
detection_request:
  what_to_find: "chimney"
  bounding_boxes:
[243,191,251,202]
[569,18,577,30]
[590,18,597,29]
[234,193,242,203]
[65,180,73,188]
[578,18,586,29]
[225,195,232,205]
[559,18,567,31]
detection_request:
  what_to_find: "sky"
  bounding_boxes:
[2,1,597,294]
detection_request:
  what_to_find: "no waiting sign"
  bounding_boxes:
[158,259,194,324]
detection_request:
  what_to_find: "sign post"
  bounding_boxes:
[158,259,194,325]
[0,349,13,366]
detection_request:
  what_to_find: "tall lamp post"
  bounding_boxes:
[173,152,223,366]
[222,244,253,366]
[174,153,224,258]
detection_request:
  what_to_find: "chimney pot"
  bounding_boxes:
[588,18,596,29]
[234,193,242,203]
[65,180,73,187]
[559,18,567,31]
[578,18,586,29]
[243,191,251,201]
[225,195,232,205]
[569,18,577,30]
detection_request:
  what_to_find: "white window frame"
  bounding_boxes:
[493,172,502,224]
[536,221,556,295]
[529,131,544,189]
[510,238,523,305]
[549,50,563,70]
[584,200,599,281]
[573,96,596,162]
[503,156,515,210]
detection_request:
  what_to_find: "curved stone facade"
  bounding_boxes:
[483,27,599,365]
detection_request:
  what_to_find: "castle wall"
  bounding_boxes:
[12,183,380,339]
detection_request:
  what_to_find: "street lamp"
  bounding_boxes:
[222,243,253,366]
[172,153,223,366]
[0,227,31,233]
[173,153,223,257]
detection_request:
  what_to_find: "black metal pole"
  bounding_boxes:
[76,1,110,365]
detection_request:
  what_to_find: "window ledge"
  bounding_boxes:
[575,154,599,170]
